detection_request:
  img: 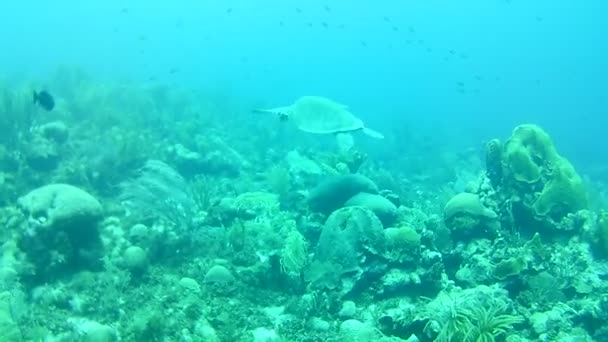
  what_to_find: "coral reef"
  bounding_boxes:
[0,71,606,341]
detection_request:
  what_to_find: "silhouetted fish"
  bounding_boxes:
[33,90,54,111]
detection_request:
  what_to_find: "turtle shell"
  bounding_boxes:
[288,96,364,134]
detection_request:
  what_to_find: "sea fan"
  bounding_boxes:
[119,159,195,227]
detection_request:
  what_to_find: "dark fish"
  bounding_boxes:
[33,90,55,111]
[322,22,328,28]
[226,8,232,14]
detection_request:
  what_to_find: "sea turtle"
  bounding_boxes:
[254,96,384,139]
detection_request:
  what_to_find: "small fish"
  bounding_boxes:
[33,90,55,111]
[322,22,328,28]
[296,7,302,13]
[226,8,233,14]
[324,5,331,12]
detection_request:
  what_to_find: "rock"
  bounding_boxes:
[308,174,379,214]
[122,246,147,273]
[75,320,116,342]
[443,193,496,221]
[204,265,235,284]
[252,327,281,342]
[338,301,357,318]
[339,319,380,340]
[39,121,69,143]
[344,192,398,226]
[178,277,201,294]
[443,192,498,240]
[25,135,60,171]
[286,150,322,176]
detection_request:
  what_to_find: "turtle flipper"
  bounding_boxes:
[362,127,384,139]
[253,106,291,121]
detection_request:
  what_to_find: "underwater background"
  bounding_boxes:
[1,0,608,341]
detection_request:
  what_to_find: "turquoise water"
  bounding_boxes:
[0,1,607,341]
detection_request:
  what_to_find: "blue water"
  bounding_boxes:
[3,2,608,340]
[1,0,606,170]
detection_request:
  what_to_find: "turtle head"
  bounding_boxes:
[253,106,291,121]
[277,111,289,122]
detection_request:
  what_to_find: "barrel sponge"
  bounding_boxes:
[532,160,587,217]
[504,124,559,183]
